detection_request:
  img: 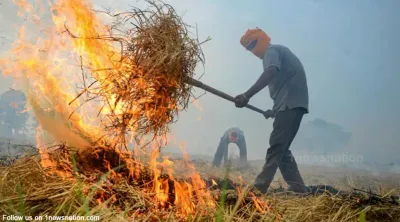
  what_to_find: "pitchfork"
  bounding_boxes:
[187,78,274,119]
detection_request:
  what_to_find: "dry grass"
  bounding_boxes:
[1,153,399,222]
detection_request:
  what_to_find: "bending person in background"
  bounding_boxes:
[212,127,247,168]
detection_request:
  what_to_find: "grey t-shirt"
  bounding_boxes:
[263,44,309,113]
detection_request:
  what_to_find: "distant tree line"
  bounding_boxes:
[295,118,352,154]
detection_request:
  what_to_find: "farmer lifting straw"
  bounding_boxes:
[234,28,309,194]
[212,127,247,168]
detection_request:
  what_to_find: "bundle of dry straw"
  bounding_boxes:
[69,0,209,148]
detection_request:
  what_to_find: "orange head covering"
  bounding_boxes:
[240,27,271,59]
[228,130,239,143]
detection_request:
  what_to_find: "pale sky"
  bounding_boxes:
[0,0,399,163]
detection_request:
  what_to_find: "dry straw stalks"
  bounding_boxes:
[1,156,400,222]
[67,0,210,149]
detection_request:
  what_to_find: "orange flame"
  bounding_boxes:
[2,0,218,218]
[249,192,271,213]
[1,0,108,153]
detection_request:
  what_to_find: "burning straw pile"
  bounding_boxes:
[67,0,209,147]
[0,152,277,221]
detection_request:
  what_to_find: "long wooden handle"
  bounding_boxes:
[186,77,267,115]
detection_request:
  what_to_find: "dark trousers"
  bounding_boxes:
[254,107,308,193]
[212,136,247,167]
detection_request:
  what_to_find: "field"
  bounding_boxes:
[0,0,398,221]
[1,140,399,222]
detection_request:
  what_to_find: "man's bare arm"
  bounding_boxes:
[244,66,277,99]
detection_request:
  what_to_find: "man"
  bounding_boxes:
[234,28,309,194]
[212,127,247,168]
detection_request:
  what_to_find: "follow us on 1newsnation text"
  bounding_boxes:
[3,215,101,221]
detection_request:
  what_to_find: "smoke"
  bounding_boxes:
[295,118,352,154]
